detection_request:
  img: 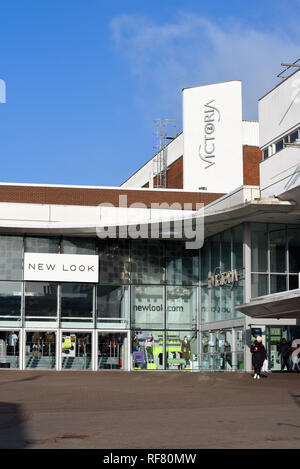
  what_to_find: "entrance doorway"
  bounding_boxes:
[98,332,128,370]
[0,330,20,369]
[25,331,56,369]
[61,331,92,370]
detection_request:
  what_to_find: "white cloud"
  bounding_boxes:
[110,12,300,120]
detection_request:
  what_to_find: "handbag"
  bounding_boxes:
[262,359,269,373]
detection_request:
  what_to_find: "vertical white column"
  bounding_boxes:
[127,330,131,371]
[243,223,252,372]
[19,328,25,370]
[231,327,237,371]
[57,329,61,371]
[93,329,98,371]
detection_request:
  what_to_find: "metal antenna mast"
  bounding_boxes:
[152,119,178,188]
[277,58,300,79]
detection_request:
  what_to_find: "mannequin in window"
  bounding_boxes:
[44,332,55,355]
[181,336,191,367]
[145,333,155,363]
[136,330,146,350]
[132,333,139,352]
[8,331,18,355]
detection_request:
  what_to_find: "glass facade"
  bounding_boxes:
[0,330,20,369]
[25,331,56,369]
[0,225,298,371]
[61,332,92,370]
[201,329,245,371]
[200,226,244,324]
[250,223,300,298]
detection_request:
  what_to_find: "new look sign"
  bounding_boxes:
[24,253,99,283]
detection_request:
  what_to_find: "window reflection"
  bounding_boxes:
[25,282,58,319]
[0,330,20,369]
[25,331,56,369]
[132,330,164,370]
[61,332,92,370]
[97,285,129,328]
[166,286,197,329]
[166,331,198,370]
[61,283,93,322]
[131,286,164,329]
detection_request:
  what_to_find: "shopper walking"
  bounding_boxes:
[251,336,267,380]
[278,338,291,371]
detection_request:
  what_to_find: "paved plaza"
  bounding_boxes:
[0,370,299,449]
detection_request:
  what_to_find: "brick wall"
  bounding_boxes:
[0,184,224,210]
[143,156,183,189]
[243,146,262,186]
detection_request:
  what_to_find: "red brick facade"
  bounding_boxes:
[0,184,224,210]
[243,145,262,186]
[143,156,183,189]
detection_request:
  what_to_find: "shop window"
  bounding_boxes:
[166,286,197,329]
[98,332,128,370]
[211,287,221,321]
[166,331,198,370]
[166,242,198,285]
[131,330,164,370]
[201,331,222,371]
[25,282,58,320]
[235,330,244,370]
[61,283,94,324]
[131,285,164,329]
[0,330,20,369]
[215,331,233,371]
[63,237,96,255]
[270,275,287,294]
[220,285,232,321]
[61,332,92,370]
[275,140,284,152]
[0,282,22,321]
[269,224,287,273]
[25,331,56,369]
[232,225,243,270]
[0,236,23,281]
[200,286,209,323]
[290,130,299,143]
[251,274,268,298]
[210,234,220,274]
[25,237,60,254]
[131,241,164,284]
[220,230,231,272]
[97,285,129,328]
[288,226,300,273]
[99,240,130,284]
[289,275,298,291]
[251,224,268,272]
[200,242,209,284]
[233,280,244,318]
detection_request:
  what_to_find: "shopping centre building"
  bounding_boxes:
[0,72,300,372]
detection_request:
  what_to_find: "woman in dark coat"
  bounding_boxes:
[278,338,291,371]
[251,336,267,379]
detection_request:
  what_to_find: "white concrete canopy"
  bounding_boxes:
[236,289,300,319]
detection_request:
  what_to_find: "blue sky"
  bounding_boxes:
[0,0,300,187]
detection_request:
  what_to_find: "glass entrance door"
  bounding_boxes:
[61,331,92,370]
[25,331,56,369]
[0,330,20,369]
[98,332,128,370]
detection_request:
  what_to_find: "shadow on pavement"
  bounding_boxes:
[291,394,300,408]
[0,402,28,448]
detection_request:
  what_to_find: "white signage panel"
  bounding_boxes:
[24,253,99,283]
[183,81,243,193]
